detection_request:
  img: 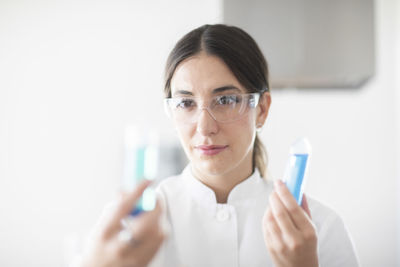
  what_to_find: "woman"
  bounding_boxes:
[79,24,359,267]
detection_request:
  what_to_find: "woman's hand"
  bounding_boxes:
[80,180,165,267]
[262,180,318,267]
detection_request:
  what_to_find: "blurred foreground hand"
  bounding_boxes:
[80,180,165,267]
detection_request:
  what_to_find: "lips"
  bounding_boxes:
[195,145,228,156]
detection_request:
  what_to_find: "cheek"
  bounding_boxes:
[233,119,255,146]
[174,124,195,152]
[224,113,256,151]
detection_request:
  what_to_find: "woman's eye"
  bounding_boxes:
[176,99,195,109]
[217,95,240,105]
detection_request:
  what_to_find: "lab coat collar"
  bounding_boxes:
[182,164,265,206]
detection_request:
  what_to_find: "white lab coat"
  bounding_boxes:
[150,165,359,267]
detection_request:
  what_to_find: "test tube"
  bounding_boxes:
[282,138,312,205]
[122,126,159,216]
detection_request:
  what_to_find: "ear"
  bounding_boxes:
[256,92,271,127]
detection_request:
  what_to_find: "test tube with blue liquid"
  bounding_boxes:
[122,126,159,216]
[282,138,312,205]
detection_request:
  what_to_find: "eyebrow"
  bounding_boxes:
[213,85,241,94]
[173,85,241,97]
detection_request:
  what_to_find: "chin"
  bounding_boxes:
[193,158,233,177]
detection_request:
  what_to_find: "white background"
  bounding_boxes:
[0,0,399,266]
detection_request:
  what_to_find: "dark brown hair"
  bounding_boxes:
[164,24,269,178]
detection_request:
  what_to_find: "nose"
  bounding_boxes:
[196,108,218,136]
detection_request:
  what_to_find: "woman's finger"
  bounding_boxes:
[102,180,152,239]
[124,200,163,241]
[274,180,312,231]
[263,208,284,250]
[301,194,312,219]
[123,226,165,266]
[114,201,164,267]
[115,199,163,255]
[269,191,298,238]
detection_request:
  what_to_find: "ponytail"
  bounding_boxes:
[253,135,268,179]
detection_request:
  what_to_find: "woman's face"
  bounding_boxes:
[170,52,270,178]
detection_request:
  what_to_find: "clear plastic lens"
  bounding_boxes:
[164,93,260,124]
[215,94,241,106]
[175,98,196,109]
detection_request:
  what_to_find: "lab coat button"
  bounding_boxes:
[216,209,230,222]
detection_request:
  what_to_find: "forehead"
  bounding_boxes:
[170,53,245,96]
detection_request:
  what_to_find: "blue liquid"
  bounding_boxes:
[130,147,152,216]
[129,147,156,216]
[130,207,144,216]
[285,153,309,205]
[134,147,146,182]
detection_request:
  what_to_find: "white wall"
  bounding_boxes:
[395,0,400,265]
[0,1,221,266]
[0,0,398,266]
